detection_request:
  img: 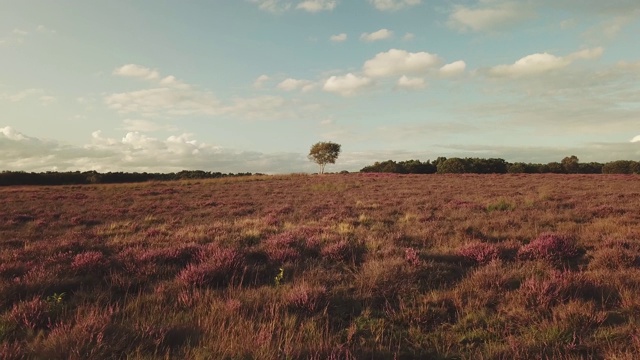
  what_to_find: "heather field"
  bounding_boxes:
[2,174,640,359]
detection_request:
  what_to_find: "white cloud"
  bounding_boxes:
[159,75,189,89]
[396,76,426,90]
[249,0,292,12]
[493,53,570,76]
[567,47,604,61]
[39,95,56,106]
[296,0,337,12]
[1,127,311,173]
[122,119,176,132]
[323,73,373,96]
[363,49,442,78]
[253,74,271,88]
[12,28,28,36]
[3,88,44,102]
[360,29,394,42]
[402,33,415,41]
[0,29,26,46]
[1,126,29,141]
[277,78,315,92]
[225,95,292,119]
[108,66,310,121]
[631,135,640,143]
[320,117,334,125]
[490,47,604,77]
[369,0,421,11]
[439,60,467,76]
[448,1,534,32]
[113,64,160,80]
[110,90,299,121]
[105,87,222,116]
[36,25,56,34]
[330,33,347,42]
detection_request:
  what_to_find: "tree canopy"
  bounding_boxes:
[359,156,637,175]
[308,141,341,174]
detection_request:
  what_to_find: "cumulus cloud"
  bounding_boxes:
[296,0,337,12]
[631,135,640,143]
[249,0,293,12]
[1,126,311,173]
[448,1,534,32]
[489,47,604,77]
[113,64,160,80]
[277,78,315,92]
[108,65,310,121]
[360,29,394,42]
[396,76,426,90]
[253,74,271,88]
[439,60,467,76]
[369,0,421,11]
[330,33,347,42]
[363,49,442,78]
[1,126,30,141]
[159,75,189,89]
[323,73,373,96]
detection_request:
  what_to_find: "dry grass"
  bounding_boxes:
[1,173,640,359]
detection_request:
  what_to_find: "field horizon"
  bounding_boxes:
[2,173,640,359]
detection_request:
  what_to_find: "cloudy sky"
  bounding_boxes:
[1,0,640,173]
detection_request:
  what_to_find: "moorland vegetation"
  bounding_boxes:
[1,173,640,358]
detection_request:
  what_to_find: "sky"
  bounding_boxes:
[1,0,640,173]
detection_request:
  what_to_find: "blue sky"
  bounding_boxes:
[1,0,640,173]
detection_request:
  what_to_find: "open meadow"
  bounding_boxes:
[1,174,640,359]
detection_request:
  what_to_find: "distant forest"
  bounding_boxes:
[0,170,253,186]
[1,156,638,186]
[359,156,640,175]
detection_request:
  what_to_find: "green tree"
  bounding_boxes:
[308,141,341,174]
[437,157,467,174]
[561,155,579,174]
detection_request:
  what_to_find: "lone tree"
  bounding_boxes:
[308,141,341,174]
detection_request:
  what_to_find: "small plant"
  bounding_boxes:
[487,199,514,212]
[71,251,109,275]
[46,292,66,319]
[263,232,303,263]
[518,233,580,262]
[458,242,500,264]
[177,247,244,287]
[9,297,52,330]
[285,283,327,313]
[404,247,421,267]
[0,341,24,360]
[47,292,65,305]
[274,267,284,286]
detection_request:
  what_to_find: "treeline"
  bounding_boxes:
[360,157,640,175]
[0,170,254,186]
